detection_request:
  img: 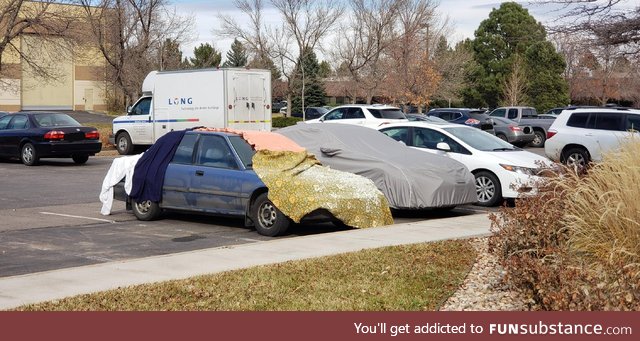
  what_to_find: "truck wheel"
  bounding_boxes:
[132,200,162,221]
[21,143,39,166]
[116,132,133,155]
[474,171,502,207]
[251,193,289,236]
[530,130,546,148]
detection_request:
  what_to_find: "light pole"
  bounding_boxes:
[301,62,306,121]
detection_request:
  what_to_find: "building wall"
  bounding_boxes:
[0,2,108,112]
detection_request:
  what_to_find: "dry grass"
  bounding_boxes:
[490,139,640,310]
[560,140,640,273]
[17,240,475,311]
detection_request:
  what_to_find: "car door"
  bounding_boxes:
[128,97,153,145]
[0,115,13,155]
[189,134,248,215]
[2,115,31,157]
[162,133,198,210]
[589,112,626,161]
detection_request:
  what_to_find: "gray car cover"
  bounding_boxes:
[277,123,477,209]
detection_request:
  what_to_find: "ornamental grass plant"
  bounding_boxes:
[489,140,640,310]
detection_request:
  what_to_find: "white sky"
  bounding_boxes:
[173,0,583,60]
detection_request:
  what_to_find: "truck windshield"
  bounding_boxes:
[228,136,256,168]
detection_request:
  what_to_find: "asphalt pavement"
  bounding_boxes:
[0,212,491,310]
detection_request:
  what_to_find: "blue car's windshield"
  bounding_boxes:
[228,135,256,168]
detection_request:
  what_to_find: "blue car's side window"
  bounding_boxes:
[172,134,198,164]
[196,135,239,169]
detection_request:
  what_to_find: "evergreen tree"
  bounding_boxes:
[222,39,248,67]
[291,50,326,116]
[462,2,569,112]
[189,43,221,68]
[318,61,332,79]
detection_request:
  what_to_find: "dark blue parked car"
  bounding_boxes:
[0,112,102,166]
[426,108,495,134]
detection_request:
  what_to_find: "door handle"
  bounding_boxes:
[251,102,255,109]
[195,170,204,176]
[246,102,250,109]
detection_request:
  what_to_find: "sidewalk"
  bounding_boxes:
[0,213,491,310]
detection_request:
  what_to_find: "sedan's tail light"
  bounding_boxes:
[85,130,100,140]
[547,129,557,139]
[44,130,65,140]
[509,125,522,132]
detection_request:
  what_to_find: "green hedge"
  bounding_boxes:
[272,117,302,128]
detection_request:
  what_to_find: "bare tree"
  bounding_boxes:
[331,0,400,104]
[76,0,194,107]
[540,0,640,54]
[386,0,448,109]
[433,40,472,106]
[501,54,529,106]
[0,0,75,90]
[217,0,272,63]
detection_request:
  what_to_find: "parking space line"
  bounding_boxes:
[39,212,116,224]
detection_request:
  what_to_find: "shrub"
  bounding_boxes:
[272,117,302,128]
[489,141,640,310]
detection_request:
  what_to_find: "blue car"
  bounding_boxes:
[124,130,333,236]
[426,108,495,134]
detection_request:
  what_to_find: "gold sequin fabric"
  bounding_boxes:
[252,150,393,228]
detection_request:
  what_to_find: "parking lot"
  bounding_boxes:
[0,154,501,278]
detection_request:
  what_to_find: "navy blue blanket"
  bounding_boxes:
[130,130,186,203]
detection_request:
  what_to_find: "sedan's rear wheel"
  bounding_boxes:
[474,171,502,207]
[496,133,508,142]
[252,193,289,236]
[132,200,162,221]
[72,154,89,164]
[21,143,39,166]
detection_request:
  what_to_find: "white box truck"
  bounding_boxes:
[111,68,272,154]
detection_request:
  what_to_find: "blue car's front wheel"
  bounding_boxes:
[252,193,289,237]
[132,200,162,221]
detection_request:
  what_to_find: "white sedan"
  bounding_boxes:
[378,122,553,206]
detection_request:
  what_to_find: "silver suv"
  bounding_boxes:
[305,104,407,128]
[545,107,640,168]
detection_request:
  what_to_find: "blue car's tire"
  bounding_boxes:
[132,200,162,221]
[252,193,289,237]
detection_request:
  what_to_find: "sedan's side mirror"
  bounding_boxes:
[126,106,132,115]
[436,142,451,152]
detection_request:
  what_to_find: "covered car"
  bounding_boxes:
[101,128,392,237]
[277,123,477,209]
